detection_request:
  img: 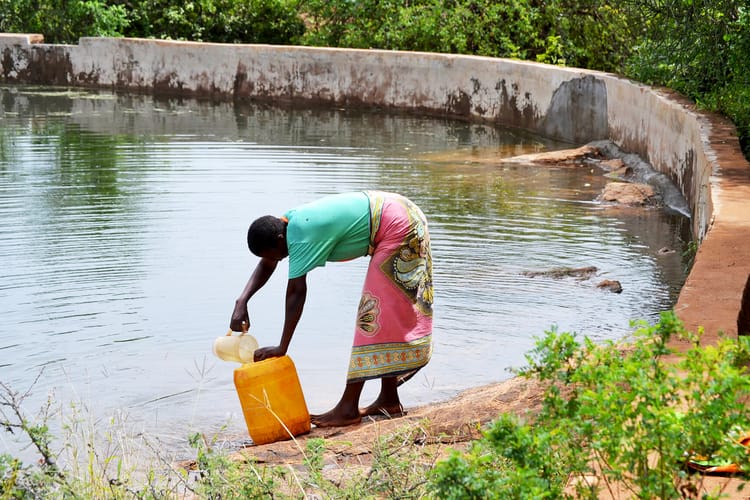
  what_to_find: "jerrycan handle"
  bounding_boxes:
[227,321,250,337]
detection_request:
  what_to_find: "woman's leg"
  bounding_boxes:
[310,380,365,428]
[360,376,404,417]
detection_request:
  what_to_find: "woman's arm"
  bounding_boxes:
[253,274,307,361]
[230,257,278,331]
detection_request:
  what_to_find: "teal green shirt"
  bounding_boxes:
[284,192,370,278]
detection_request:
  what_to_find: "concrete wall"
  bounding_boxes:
[2,34,749,343]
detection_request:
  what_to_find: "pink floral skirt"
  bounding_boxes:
[347,192,433,383]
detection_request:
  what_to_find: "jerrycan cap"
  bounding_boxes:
[213,329,259,364]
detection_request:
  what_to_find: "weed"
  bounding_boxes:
[187,431,282,498]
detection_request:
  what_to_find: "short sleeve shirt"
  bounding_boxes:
[284,192,370,278]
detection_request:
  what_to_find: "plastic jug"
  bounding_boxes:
[234,355,311,445]
[213,330,259,364]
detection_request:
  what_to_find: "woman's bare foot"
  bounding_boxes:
[310,409,362,428]
[360,400,405,418]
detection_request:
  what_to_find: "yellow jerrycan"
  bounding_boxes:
[233,355,311,445]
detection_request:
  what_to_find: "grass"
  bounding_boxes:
[0,368,443,499]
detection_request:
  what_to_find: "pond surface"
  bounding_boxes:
[0,86,691,456]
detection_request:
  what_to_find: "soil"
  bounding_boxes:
[229,376,546,466]
[224,377,544,476]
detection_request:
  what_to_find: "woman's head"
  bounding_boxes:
[247,215,287,259]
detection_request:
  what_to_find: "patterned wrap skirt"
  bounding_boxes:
[347,191,433,384]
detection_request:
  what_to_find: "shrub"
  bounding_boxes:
[298,0,630,69]
[622,0,750,156]
[123,0,304,44]
[429,312,750,499]
[0,0,129,43]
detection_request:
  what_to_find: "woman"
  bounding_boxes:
[230,190,433,428]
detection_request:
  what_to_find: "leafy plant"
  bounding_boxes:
[0,0,128,43]
[622,0,750,156]
[123,0,304,44]
[429,311,750,499]
[430,414,570,499]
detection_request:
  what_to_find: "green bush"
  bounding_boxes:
[622,0,750,156]
[0,0,129,43]
[429,312,750,499]
[124,0,304,44]
[298,0,630,70]
[0,0,304,45]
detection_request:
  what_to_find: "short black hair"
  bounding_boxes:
[247,215,285,256]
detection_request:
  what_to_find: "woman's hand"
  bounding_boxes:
[230,301,250,332]
[253,345,286,362]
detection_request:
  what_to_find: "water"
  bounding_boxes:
[0,85,691,457]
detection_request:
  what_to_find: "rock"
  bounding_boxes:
[599,182,657,206]
[522,266,598,280]
[608,165,633,179]
[588,140,689,216]
[501,145,602,165]
[600,158,633,180]
[597,280,623,293]
[600,158,625,171]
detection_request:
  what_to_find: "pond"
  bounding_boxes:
[0,85,691,457]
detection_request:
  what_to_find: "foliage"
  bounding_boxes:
[122,0,305,44]
[299,0,534,59]
[0,452,56,498]
[4,314,750,498]
[0,374,189,498]
[0,375,63,498]
[623,0,746,94]
[298,0,630,71]
[0,0,303,44]
[429,414,571,499]
[0,0,129,43]
[705,80,750,158]
[533,0,633,71]
[622,0,750,156]
[187,432,282,498]
[429,311,750,499]
[299,425,436,498]
[182,422,438,498]
[360,422,437,498]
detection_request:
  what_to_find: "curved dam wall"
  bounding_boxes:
[2,34,749,344]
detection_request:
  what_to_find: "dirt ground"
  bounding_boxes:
[214,375,747,499]
[229,375,545,467]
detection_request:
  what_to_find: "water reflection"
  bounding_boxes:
[0,85,691,456]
